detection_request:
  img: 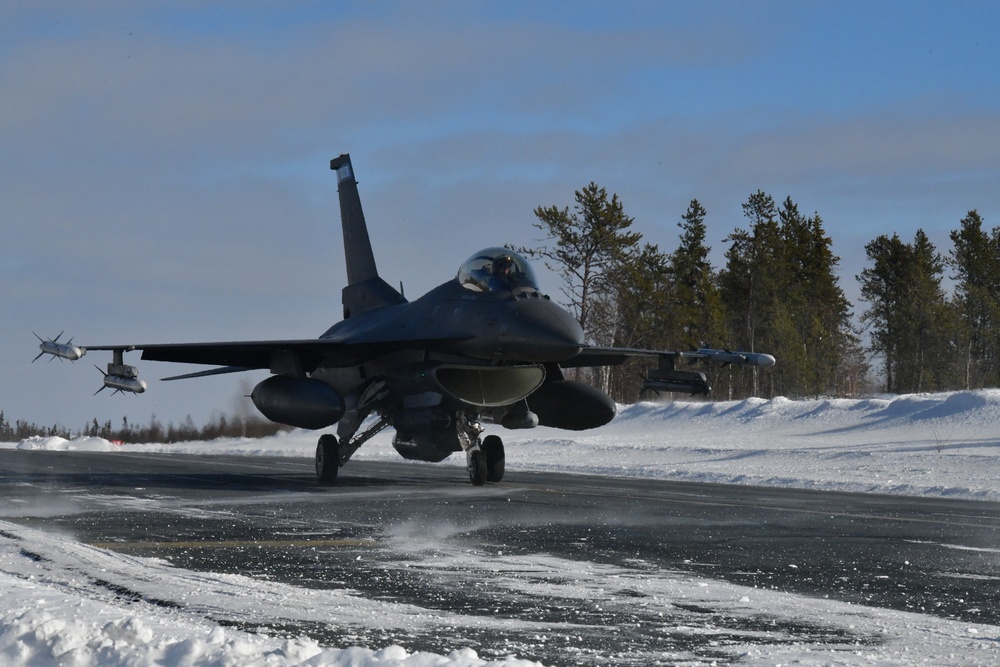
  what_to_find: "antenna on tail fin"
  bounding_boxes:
[330,154,406,317]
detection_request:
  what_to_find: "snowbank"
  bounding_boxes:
[16,435,120,452]
[16,390,996,500]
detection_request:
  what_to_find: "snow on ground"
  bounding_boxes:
[25,388,997,500]
[2,390,1000,665]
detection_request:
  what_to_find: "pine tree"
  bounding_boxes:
[719,191,785,397]
[778,199,853,396]
[948,210,1000,388]
[670,199,725,351]
[519,182,642,343]
[904,231,956,391]
[859,230,955,393]
[600,242,673,400]
[860,233,911,392]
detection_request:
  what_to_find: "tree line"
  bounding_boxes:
[860,211,1000,393]
[522,182,992,401]
[0,411,290,443]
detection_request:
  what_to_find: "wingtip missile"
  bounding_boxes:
[33,332,86,362]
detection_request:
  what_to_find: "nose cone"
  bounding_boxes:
[500,297,583,362]
[754,353,776,368]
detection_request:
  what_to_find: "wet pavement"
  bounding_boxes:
[2,450,999,665]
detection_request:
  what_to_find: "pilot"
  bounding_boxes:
[493,255,515,282]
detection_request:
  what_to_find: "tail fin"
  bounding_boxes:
[330,154,406,317]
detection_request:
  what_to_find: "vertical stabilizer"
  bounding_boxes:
[330,154,406,317]
[331,153,378,285]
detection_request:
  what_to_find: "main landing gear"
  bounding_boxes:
[316,431,506,487]
[315,406,505,486]
[315,405,391,486]
[467,434,505,486]
[316,434,339,485]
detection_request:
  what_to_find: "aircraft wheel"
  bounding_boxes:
[467,448,487,486]
[316,434,340,485]
[483,435,505,483]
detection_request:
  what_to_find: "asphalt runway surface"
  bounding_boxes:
[2,449,1000,665]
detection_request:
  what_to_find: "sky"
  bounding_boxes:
[3,1,999,431]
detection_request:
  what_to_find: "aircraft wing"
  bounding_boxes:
[84,337,468,380]
[561,345,775,395]
[563,346,776,369]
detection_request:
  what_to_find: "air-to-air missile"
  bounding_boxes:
[33,332,86,363]
[93,349,146,395]
[695,348,777,367]
[95,362,147,395]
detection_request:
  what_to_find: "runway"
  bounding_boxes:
[2,449,999,665]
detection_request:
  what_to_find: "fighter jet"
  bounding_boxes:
[39,154,775,485]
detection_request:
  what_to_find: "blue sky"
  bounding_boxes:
[3,1,999,431]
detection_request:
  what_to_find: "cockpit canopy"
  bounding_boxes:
[457,247,540,293]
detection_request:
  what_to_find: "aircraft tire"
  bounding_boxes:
[483,435,505,483]
[316,434,340,485]
[467,448,487,486]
